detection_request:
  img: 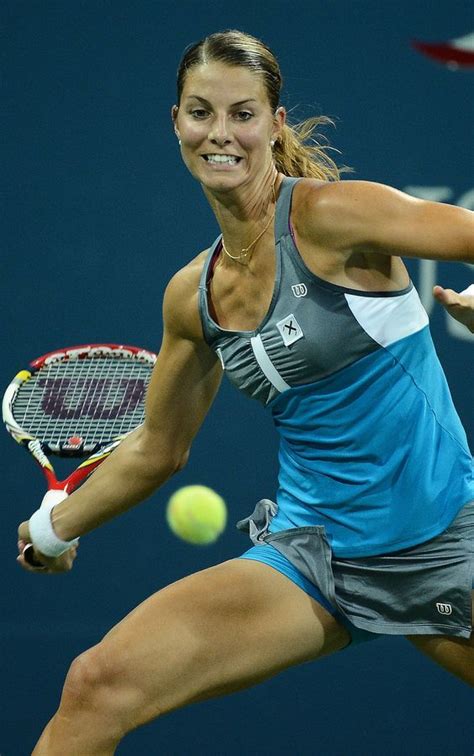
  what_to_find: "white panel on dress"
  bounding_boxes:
[344,287,429,347]
[250,334,290,393]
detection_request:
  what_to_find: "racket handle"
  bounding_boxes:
[22,543,47,569]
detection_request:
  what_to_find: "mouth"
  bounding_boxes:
[201,154,242,167]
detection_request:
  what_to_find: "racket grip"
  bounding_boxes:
[23,543,47,569]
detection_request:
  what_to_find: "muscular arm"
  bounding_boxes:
[295,180,474,331]
[22,260,222,546]
[299,180,474,263]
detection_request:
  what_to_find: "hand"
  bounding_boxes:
[433,284,474,333]
[17,521,78,574]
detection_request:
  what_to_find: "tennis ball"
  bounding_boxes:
[166,485,227,545]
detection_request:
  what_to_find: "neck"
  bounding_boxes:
[204,168,281,264]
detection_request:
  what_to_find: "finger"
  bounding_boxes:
[18,521,30,542]
[433,286,459,306]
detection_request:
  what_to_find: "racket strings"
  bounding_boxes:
[12,356,152,451]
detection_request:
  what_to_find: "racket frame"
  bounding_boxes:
[3,343,156,492]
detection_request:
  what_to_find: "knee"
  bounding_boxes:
[60,644,128,734]
[62,644,111,705]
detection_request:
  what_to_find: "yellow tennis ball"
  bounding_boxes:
[166,485,227,545]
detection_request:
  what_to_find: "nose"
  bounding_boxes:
[208,116,232,147]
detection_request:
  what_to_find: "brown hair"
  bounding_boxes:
[176,30,341,181]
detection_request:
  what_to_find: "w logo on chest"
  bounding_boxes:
[291,283,308,298]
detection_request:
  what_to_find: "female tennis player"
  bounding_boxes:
[17,30,474,754]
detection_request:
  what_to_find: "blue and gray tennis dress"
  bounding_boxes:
[198,176,474,642]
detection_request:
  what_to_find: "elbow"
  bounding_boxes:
[133,427,188,482]
[146,445,190,483]
[176,449,190,472]
[133,422,194,483]
[149,448,189,483]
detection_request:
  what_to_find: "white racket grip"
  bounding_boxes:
[28,490,79,557]
[460,284,474,296]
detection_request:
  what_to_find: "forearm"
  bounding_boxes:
[50,427,182,541]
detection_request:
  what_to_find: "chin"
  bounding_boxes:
[200,172,246,193]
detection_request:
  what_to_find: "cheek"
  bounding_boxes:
[237,124,272,154]
[180,122,205,146]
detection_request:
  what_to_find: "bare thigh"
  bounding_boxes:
[86,558,351,730]
[406,590,474,687]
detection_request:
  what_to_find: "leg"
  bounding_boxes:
[33,559,351,755]
[406,591,474,687]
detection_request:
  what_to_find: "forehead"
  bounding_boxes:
[180,62,269,105]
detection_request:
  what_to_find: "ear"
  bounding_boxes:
[171,105,180,137]
[272,106,286,142]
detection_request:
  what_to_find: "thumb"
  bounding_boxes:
[433,285,459,306]
[18,521,30,542]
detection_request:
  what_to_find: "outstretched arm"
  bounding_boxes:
[17,258,222,570]
[299,180,474,333]
[301,180,474,263]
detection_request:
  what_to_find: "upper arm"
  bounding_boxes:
[300,180,474,262]
[141,262,222,465]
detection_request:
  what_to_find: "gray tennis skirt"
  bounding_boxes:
[237,499,474,639]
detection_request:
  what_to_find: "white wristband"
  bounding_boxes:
[28,490,79,557]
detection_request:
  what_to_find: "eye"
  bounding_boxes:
[190,109,209,119]
[234,111,253,121]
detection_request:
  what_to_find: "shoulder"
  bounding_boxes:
[163,248,211,342]
[165,248,209,301]
[292,178,408,249]
[293,177,401,215]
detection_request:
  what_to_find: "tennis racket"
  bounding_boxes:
[3,343,156,565]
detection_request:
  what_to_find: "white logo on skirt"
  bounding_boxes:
[436,602,453,615]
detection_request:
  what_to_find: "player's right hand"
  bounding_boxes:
[17,529,78,574]
[433,284,474,333]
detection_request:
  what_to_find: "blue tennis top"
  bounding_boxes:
[198,176,474,557]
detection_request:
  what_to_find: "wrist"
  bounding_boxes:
[50,496,78,541]
[28,490,79,557]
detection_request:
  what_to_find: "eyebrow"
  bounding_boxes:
[185,96,258,107]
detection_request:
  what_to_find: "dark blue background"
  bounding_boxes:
[3,2,473,754]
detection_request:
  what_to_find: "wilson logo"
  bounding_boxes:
[291,283,307,298]
[436,602,453,616]
[39,377,146,420]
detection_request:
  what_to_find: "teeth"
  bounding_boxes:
[205,154,239,164]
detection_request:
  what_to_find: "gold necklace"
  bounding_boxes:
[221,178,277,263]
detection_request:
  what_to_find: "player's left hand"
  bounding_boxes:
[17,522,78,573]
[433,284,474,333]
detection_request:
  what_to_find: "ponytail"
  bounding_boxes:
[273,117,343,181]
